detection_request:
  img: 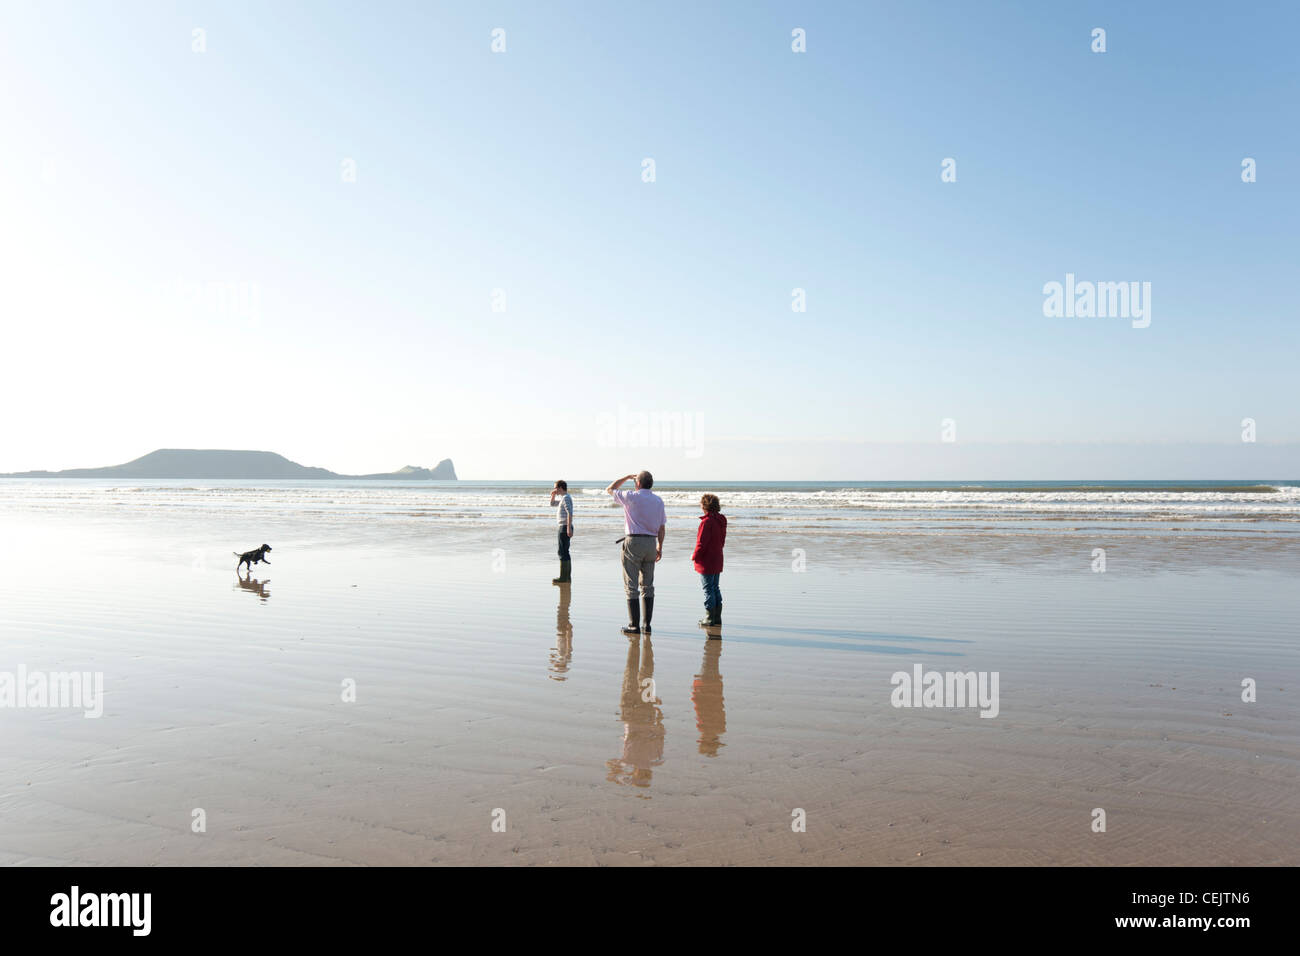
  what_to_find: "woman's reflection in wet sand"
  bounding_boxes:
[692,639,726,756]
[549,582,573,680]
[606,635,664,788]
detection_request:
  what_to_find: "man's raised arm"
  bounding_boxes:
[605,474,636,495]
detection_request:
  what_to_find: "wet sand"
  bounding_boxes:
[0,506,1297,866]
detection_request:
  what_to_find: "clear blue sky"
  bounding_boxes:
[1,1,1296,478]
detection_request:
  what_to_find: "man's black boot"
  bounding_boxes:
[621,599,640,635]
[642,595,654,634]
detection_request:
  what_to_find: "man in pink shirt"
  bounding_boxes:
[605,470,667,635]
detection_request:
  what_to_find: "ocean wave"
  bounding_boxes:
[3,481,1299,531]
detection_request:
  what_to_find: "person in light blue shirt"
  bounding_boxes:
[606,470,667,635]
[549,480,574,584]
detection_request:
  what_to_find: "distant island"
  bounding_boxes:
[0,449,457,481]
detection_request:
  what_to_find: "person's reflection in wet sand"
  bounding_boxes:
[550,582,573,680]
[692,639,726,756]
[235,571,270,603]
[606,635,664,788]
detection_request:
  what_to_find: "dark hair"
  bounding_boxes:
[554,480,567,491]
[700,493,721,513]
[636,470,653,490]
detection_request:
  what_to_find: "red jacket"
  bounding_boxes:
[691,512,727,574]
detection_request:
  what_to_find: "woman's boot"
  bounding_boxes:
[699,600,721,628]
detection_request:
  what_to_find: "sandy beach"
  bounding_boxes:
[0,480,1296,866]
[4,0,1299,893]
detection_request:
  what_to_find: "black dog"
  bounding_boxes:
[234,544,272,571]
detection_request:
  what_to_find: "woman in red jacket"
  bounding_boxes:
[691,494,727,630]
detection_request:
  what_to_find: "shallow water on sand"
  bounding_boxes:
[0,497,1297,865]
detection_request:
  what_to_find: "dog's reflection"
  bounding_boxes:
[234,571,270,603]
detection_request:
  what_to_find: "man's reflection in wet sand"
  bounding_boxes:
[606,635,664,788]
[692,639,726,756]
[235,572,270,603]
[550,582,573,680]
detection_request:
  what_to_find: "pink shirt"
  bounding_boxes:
[612,489,667,536]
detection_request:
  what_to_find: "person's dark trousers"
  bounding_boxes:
[699,572,721,625]
[553,528,572,584]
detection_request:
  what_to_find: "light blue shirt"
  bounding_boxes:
[611,488,666,536]
[551,493,573,527]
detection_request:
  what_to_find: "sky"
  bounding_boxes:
[0,1,1296,479]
